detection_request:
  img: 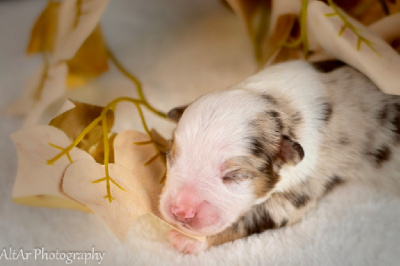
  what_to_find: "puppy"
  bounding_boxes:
[159,60,400,254]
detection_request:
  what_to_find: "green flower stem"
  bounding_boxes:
[135,103,167,170]
[48,46,171,202]
[326,0,379,55]
[48,96,166,202]
[107,48,167,119]
[283,0,309,58]
[48,97,142,164]
[102,115,110,177]
[47,115,103,165]
[134,103,151,136]
[90,112,126,203]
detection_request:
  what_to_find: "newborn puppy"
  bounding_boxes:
[159,60,400,254]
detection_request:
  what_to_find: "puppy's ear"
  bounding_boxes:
[277,136,304,166]
[167,105,188,122]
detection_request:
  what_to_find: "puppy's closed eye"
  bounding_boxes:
[222,169,250,183]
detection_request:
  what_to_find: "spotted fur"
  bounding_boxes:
[367,146,392,167]
[282,190,310,208]
[161,60,400,254]
[324,176,344,194]
[320,102,333,122]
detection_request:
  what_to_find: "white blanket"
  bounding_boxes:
[0,0,399,265]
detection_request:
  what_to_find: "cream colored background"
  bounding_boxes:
[0,1,399,265]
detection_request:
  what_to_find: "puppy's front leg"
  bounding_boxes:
[207,191,317,248]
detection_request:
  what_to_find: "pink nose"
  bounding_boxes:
[171,205,197,223]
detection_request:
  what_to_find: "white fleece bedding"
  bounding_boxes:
[0,0,399,265]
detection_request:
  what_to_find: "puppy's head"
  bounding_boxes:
[159,89,304,236]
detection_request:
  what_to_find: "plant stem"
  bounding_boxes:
[106,48,167,119]
[283,0,309,58]
[48,96,167,201]
[326,0,379,55]
[47,115,103,165]
[47,97,141,165]
[135,103,166,166]
[48,45,171,201]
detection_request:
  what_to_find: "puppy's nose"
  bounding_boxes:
[171,205,197,223]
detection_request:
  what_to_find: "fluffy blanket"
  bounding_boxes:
[0,0,399,265]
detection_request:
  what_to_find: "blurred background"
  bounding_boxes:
[1,1,400,265]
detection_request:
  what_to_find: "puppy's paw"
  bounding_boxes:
[168,230,208,254]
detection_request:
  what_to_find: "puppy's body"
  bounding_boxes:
[160,60,400,253]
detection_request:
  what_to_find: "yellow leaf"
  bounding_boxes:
[270,45,301,65]
[260,14,297,67]
[225,0,302,66]
[13,0,110,123]
[26,0,59,55]
[66,25,109,88]
[150,129,169,156]
[224,0,272,63]
[22,63,68,127]
[308,1,400,95]
[63,160,151,240]
[113,130,165,213]
[331,0,400,25]
[49,100,114,162]
[13,195,90,213]
[369,13,400,44]
[53,0,110,62]
[11,125,93,212]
